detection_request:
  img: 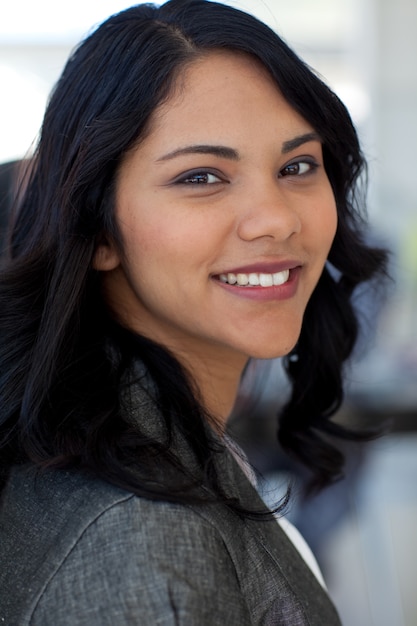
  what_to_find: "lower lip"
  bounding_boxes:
[213,267,301,301]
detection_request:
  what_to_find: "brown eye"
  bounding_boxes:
[280,160,317,177]
[180,171,222,184]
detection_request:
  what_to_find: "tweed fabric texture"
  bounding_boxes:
[0,381,341,625]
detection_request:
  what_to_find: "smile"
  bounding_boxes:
[218,270,290,287]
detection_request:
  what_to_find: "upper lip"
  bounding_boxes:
[212,260,302,275]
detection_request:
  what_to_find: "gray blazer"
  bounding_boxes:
[0,384,341,625]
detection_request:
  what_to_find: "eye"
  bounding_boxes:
[176,170,223,185]
[279,159,318,178]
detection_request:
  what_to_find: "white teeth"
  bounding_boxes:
[218,270,290,287]
[273,270,290,285]
[249,273,259,286]
[260,273,273,287]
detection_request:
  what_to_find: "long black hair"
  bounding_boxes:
[0,0,388,507]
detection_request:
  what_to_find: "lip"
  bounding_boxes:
[212,266,302,301]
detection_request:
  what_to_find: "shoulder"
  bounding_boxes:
[0,465,250,625]
[57,487,236,579]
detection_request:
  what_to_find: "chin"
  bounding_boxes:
[245,340,299,361]
[242,328,301,361]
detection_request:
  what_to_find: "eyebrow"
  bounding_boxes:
[281,132,322,154]
[156,132,322,162]
[157,145,239,162]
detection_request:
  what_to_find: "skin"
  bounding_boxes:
[95,51,337,426]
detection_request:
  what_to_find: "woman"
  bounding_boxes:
[0,1,388,624]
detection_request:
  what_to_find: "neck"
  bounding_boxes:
[176,348,248,430]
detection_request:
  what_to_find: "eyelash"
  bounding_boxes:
[174,158,319,185]
[279,158,319,178]
[174,170,224,185]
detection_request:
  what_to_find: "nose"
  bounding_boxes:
[236,177,302,242]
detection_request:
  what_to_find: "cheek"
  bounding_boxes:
[312,191,338,253]
[123,211,229,272]
[323,204,338,248]
[120,215,206,285]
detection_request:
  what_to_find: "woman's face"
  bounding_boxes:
[97,51,337,369]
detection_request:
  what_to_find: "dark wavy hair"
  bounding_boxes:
[0,0,388,509]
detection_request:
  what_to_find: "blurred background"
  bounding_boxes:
[1,0,416,623]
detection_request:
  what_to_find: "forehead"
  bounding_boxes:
[170,50,273,97]
[144,50,311,146]
[156,50,275,114]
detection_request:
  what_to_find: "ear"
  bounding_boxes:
[93,237,121,271]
